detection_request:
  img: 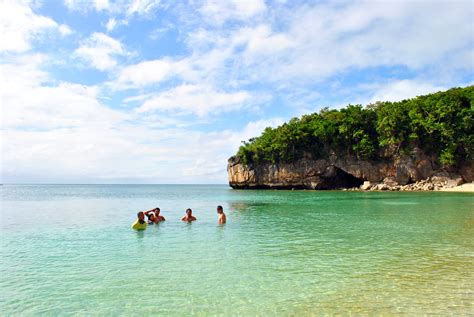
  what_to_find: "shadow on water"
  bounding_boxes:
[229,202,252,212]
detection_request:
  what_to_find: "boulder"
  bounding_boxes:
[360,181,372,190]
[459,161,474,182]
[445,177,464,188]
[383,177,398,187]
[422,183,434,191]
[416,159,433,180]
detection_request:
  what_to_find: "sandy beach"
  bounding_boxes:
[440,182,474,192]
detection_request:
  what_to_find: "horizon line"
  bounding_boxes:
[1,183,230,186]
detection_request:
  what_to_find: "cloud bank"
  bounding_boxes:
[1,0,472,183]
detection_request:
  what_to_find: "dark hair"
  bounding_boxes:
[217,205,223,211]
[186,208,192,213]
[155,207,160,212]
[137,211,145,224]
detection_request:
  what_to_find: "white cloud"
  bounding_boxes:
[137,84,252,117]
[58,24,73,36]
[149,0,472,92]
[181,118,284,178]
[1,55,123,130]
[200,0,266,24]
[149,24,173,40]
[0,54,50,87]
[64,0,161,17]
[233,24,294,57]
[263,0,474,82]
[113,23,291,88]
[0,54,276,183]
[117,59,173,85]
[74,32,128,71]
[1,56,144,181]
[179,0,473,85]
[64,0,110,12]
[126,0,161,16]
[106,18,118,31]
[116,58,192,87]
[239,118,285,141]
[94,0,110,11]
[369,80,447,103]
[4,0,473,184]
[0,0,59,53]
[327,79,455,110]
[104,17,129,32]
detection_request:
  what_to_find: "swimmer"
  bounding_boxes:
[181,208,197,222]
[217,205,226,224]
[153,208,166,223]
[131,211,147,230]
[144,209,157,224]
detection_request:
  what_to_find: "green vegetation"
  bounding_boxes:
[237,86,474,167]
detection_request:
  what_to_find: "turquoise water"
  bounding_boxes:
[1,185,473,315]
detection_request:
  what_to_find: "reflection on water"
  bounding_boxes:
[0,185,473,315]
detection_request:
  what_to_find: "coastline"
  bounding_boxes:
[439,182,474,192]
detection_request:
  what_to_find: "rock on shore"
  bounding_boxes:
[227,148,473,191]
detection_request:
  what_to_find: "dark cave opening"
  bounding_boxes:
[318,167,365,189]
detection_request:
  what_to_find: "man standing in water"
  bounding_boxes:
[181,208,197,222]
[217,205,226,224]
[153,208,166,223]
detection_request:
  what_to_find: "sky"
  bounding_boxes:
[1,0,473,184]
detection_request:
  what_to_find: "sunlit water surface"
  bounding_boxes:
[1,185,473,315]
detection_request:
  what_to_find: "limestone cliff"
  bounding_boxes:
[227,148,473,190]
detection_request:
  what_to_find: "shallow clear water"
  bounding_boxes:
[1,184,473,315]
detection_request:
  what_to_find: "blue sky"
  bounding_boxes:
[1,0,473,184]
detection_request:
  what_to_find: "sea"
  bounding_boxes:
[1,184,473,315]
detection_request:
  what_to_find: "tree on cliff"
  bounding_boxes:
[236,86,474,167]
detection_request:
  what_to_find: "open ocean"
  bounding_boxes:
[1,184,473,315]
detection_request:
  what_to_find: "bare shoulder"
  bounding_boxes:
[219,214,227,223]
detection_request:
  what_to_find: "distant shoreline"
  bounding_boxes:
[440,182,474,193]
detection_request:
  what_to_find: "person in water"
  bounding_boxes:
[153,208,166,223]
[217,205,226,224]
[131,211,147,230]
[181,208,197,222]
[144,210,156,224]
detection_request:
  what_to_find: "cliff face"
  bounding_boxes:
[228,148,473,190]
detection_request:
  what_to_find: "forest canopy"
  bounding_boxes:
[236,86,474,167]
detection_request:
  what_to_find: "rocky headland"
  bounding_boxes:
[228,86,473,191]
[227,151,473,191]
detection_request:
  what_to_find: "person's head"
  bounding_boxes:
[154,208,160,215]
[186,208,192,216]
[137,211,145,221]
[217,205,223,214]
